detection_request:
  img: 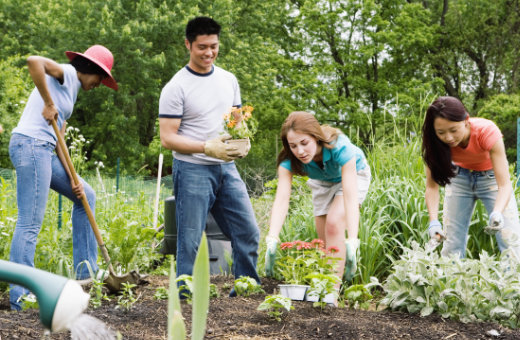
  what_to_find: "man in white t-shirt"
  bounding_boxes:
[159,17,260,294]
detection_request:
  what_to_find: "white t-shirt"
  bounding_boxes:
[159,65,241,165]
[13,64,81,145]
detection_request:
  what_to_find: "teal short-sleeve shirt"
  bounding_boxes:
[280,134,366,183]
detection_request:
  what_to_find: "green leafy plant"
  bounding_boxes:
[20,293,38,311]
[275,239,341,285]
[154,287,169,300]
[305,273,341,308]
[176,274,194,303]
[209,284,219,299]
[257,295,293,321]
[168,233,210,340]
[116,282,139,312]
[89,278,111,309]
[343,284,373,310]
[223,105,258,140]
[234,276,265,297]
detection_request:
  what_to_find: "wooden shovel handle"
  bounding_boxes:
[50,119,115,273]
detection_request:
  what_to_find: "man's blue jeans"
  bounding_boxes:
[441,167,520,259]
[173,159,260,283]
[8,133,98,310]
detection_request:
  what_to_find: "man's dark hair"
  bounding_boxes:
[186,16,221,43]
[70,55,107,77]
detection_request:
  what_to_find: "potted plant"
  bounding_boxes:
[222,105,258,158]
[274,239,340,301]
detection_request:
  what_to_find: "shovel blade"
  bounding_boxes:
[102,270,147,293]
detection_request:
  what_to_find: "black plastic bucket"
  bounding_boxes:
[161,196,232,274]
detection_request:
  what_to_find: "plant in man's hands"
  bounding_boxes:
[257,295,294,321]
[234,276,265,297]
[223,105,258,139]
[275,239,341,285]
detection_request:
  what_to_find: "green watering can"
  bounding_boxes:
[0,260,90,332]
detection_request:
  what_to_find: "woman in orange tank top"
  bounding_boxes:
[421,96,520,259]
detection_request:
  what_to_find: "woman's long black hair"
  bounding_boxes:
[421,96,469,186]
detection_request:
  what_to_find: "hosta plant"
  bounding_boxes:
[381,241,520,328]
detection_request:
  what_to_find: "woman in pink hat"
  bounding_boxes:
[8,45,117,310]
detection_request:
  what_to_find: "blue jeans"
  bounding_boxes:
[441,167,520,258]
[173,159,260,283]
[8,133,98,310]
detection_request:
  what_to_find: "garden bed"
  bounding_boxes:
[1,275,519,339]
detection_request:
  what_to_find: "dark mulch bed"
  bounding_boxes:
[1,275,519,339]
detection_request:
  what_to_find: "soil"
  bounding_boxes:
[1,275,519,340]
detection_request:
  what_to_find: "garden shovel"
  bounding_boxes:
[51,119,144,293]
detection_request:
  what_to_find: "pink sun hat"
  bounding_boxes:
[65,45,118,91]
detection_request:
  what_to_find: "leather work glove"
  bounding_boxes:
[264,236,279,277]
[485,211,505,235]
[344,238,360,282]
[428,220,446,241]
[204,135,240,162]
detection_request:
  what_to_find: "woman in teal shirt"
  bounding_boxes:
[264,111,371,295]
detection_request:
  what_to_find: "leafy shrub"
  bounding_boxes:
[234,276,264,297]
[257,295,293,321]
[381,242,520,328]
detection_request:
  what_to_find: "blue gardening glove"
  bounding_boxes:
[428,220,446,241]
[265,236,279,277]
[344,238,360,282]
[485,211,504,235]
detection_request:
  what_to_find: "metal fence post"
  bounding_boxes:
[58,194,62,230]
[116,157,120,193]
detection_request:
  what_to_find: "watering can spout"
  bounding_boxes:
[0,260,90,332]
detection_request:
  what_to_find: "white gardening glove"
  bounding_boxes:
[264,236,279,277]
[485,211,504,235]
[428,220,446,241]
[204,135,240,162]
[344,238,360,282]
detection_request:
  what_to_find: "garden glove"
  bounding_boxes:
[204,135,241,162]
[428,220,446,241]
[485,211,504,235]
[344,238,360,282]
[265,236,279,277]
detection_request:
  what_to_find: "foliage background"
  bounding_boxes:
[1,0,519,176]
